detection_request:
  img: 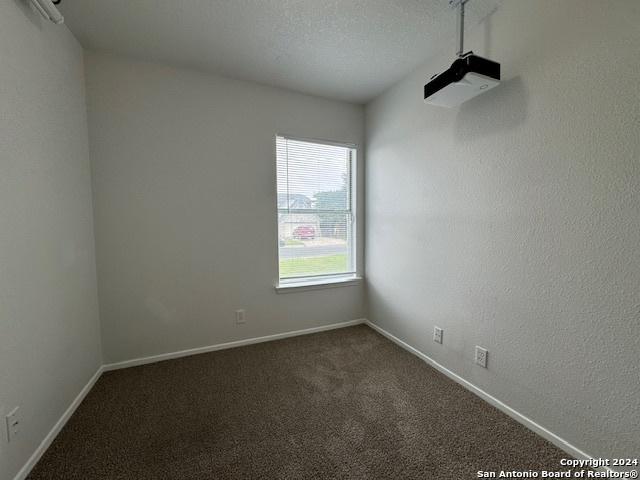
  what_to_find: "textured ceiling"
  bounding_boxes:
[60,0,498,103]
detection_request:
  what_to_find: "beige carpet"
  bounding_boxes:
[28,325,569,479]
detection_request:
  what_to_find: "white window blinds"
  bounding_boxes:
[276,136,356,282]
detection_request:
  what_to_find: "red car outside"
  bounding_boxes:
[293,226,315,240]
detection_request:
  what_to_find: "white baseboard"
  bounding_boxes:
[15,318,610,480]
[13,365,104,480]
[102,318,366,371]
[365,320,612,474]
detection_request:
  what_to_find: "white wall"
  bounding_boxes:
[85,53,365,363]
[0,2,102,479]
[366,0,639,461]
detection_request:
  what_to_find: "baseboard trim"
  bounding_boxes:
[15,319,610,479]
[13,365,104,480]
[103,318,366,371]
[365,320,611,472]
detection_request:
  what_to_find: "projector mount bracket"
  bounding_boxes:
[448,0,471,58]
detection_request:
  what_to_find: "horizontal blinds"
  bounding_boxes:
[276,136,355,280]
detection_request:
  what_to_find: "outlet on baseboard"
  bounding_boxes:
[235,309,246,324]
[5,407,20,443]
[475,346,488,368]
[433,326,443,344]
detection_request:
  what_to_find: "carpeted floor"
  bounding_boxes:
[28,325,569,479]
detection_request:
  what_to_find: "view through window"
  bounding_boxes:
[276,136,356,283]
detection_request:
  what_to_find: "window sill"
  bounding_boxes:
[275,276,363,294]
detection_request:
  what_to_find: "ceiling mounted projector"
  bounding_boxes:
[29,0,64,25]
[424,0,500,107]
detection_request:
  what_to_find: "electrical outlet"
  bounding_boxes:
[6,407,20,443]
[475,346,488,368]
[235,309,245,324]
[433,327,443,344]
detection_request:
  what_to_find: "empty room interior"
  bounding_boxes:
[1,0,639,479]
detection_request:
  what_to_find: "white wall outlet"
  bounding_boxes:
[235,309,245,324]
[475,346,488,368]
[6,407,20,443]
[433,326,443,344]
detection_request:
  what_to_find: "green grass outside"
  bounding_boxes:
[284,239,305,246]
[280,254,348,277]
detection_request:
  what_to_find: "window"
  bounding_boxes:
[276,135,357,287]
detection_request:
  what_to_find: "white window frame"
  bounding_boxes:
[274,134,361,292]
